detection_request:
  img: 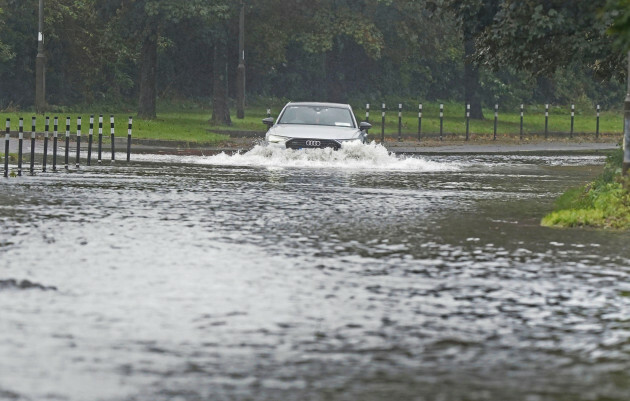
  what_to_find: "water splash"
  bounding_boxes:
[136,142,461,171]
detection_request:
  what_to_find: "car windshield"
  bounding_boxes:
[278,106,355,128]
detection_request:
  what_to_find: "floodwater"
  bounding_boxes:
[1,143,629,401]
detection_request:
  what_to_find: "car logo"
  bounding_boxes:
[305,140,321,146]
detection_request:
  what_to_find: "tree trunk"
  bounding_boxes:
[325,37,347,103]
[212,39,231,126]
[138,26,158,120]
[464,30,484,120]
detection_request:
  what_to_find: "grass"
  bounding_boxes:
[0,101,624,143]
[541,148,630,230]
[1,152,17,162]
[0,111,230,144]
[357,102,622,139]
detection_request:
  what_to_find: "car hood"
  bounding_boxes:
[268,124,361,140]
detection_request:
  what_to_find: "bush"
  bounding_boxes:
[542,148,630,229]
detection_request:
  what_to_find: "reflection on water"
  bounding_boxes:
[1,145,629,401]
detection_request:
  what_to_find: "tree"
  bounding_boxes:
[0,0,112,107]
[433,0,500,119]
[247,0,386,102]
[476,0,623,80]
[138,23,158,119]
[0,0,622,112]
[384,1,463,101]
[295,0,386,102]
[111,0,230,119]
[0,6,14,62]
[211,20,231,125]
[607,0,630,51]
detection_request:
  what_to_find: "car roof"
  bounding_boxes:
[285,102,352,109]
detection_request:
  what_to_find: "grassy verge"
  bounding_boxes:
[1,101,624,143]
[186,102,624,138]
[541,148,630,230]
[0,111,230,144]
[357,102,623,138]
[1,153,17,162]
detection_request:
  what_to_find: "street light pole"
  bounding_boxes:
[35,0,46,114]
[236,0,245,119]
[624,50,630,176]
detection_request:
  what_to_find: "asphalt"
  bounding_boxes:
[2,134,620,156]
[386,141,619,154]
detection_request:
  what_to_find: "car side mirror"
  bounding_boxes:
[359,121,372,130]
[262,117,274,127]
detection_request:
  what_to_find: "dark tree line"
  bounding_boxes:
[0,0,629,122]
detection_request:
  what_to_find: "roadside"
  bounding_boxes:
[386,141,619,154]
[126,132,621,155]
[541,148,630,230]
[3,134,619,156]
[1,102,624,148]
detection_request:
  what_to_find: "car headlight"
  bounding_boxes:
[267,134,288,143]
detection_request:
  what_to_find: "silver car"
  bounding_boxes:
[263,102,371,150]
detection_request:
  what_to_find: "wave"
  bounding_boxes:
[134,142,461,172]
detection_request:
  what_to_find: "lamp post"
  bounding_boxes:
[624,50,630,176]
[236,0,245,119]
[35,0,46,114]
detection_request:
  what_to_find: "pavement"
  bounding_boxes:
[2,134,620,156]
[385,141,619,154]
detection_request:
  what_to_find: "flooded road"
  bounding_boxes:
[1,144,629,401]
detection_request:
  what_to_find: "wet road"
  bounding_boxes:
[1,144,629,401]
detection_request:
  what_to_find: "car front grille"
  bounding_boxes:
[285,138,341,150]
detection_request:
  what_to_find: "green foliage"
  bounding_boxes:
[542,148,630,229]
[606,0,630,50]
[0,0,626,111]
[541,182,630,229]
[600,146,624,182]
[552,187,594,211]
[477,0,622,79]
[0,6,14,62]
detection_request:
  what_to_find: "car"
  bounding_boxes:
[262,102,372,150]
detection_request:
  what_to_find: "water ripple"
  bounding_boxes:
[0,151,628,400]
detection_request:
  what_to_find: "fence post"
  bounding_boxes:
[76,117,81,168]
[544,104,549,139]
[520,104,524,141]
[53,117,58,171]
[64,117,70,170]
[110,115,115,162]
[493,104,498,140]
[439,104,444,141]
[18,118,23,176]
[417,103,422,141]
[570,104,574,139]
[88,115,93,166]
[43,116,49,172]
[465,104,470,141]
[127,116,132,162]
[365,104,370,134]
[596,105,600,140]
[4,119,9,178]
[98,115,103,164]
[398,103,402,142]
[30,117,36,175]
[381,103,385,143]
